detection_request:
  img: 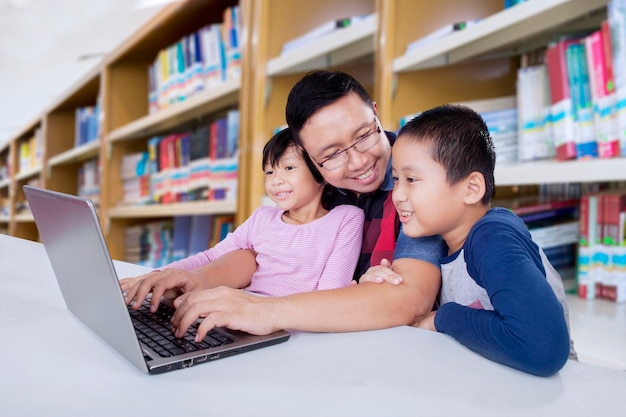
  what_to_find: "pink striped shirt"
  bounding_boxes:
[163,205,364,296]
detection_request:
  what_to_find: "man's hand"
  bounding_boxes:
[120,268,204,313]
[171,287,281,340]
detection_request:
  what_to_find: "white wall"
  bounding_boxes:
[0,0,172,145]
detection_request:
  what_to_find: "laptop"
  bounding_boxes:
[24,185,290,374]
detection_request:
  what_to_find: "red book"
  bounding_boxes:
[601,20,616,94]
[602,190,626,246]
[545,38,578,160]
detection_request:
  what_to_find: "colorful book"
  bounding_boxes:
[585,29,620,158]
[545,39,578,160]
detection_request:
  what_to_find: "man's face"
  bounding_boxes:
[297,92,391,195]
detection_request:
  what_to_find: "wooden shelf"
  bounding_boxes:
[108,200,236,218]
[266,13,377,76]
[48,141,100,167]
[13,212,34,223]
[14,167,42,182]
[0,216,10,224]
[0,178,10,190]
[495,157,626,186]
[108,79,240,142]
[393,0,609,72]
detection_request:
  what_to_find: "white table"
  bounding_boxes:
[1,234,624,417]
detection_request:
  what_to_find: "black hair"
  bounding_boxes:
[398,104,496,204]
[262,127,325,185]
[285,70,374,147]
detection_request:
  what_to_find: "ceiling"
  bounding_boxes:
[0,0,175,144]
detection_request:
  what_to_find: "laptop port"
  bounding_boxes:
[182,359,193,368]
[195,355,208,363]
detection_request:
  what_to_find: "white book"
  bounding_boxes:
[406,19,481,52]
[281,15,371,54]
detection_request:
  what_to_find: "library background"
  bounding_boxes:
[0,0,624,370]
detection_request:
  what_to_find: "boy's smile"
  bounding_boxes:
[391,136,466,247]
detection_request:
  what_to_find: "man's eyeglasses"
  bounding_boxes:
[315,121,382,171]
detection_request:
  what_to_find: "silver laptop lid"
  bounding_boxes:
[24,185,148,373]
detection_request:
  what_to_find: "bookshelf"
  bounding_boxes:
[386,0,626,186]
[0,141,11,234]
[239,0,377,218]
[8,116,44,241]
[3,0,626,269]
[99,0,242,260]
[43,65,103,205]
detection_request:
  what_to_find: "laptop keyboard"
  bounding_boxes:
[129,300,234,358]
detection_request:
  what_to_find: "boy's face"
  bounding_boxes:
[297,92,391,195]
[264,145,323,212]
[391,135,466,239]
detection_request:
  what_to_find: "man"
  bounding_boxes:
[122,71,445,340]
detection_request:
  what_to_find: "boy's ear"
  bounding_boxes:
[463,172,486,205]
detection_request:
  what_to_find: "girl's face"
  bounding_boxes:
[264,145,324,212]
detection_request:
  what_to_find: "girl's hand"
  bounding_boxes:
[358,258,403,285]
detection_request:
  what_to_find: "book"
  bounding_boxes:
[565,41,597,158]
[601,190,626,246]
[188,214,213,255]
[172,216,192,261]
[545,38,578,160]
[405,19,481,52]
[200,23,227,89]
[585,29,619,158]
[516,64,552,161]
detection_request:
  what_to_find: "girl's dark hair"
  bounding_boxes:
[262,127,325,185]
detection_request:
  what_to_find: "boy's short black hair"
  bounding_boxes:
[262,127,325,185]
[398,104,496,204]
[285,70,374,146]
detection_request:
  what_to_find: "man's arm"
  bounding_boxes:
[275,257,440,331]
[171,257,441,338]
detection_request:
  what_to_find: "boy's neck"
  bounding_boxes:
[443,204,490,254]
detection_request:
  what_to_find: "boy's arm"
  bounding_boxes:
[434,222,571,376]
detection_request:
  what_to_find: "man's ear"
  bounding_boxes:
[464,172,486,205]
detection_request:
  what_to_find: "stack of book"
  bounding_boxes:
[148,5,241,113]
[578,188,626,303]
[125,220,173,268]
[18,127,44,173]
[124,214,235,267]
[77,157,100,205]
[75,104,101,147]
[119,110,239,206]
[399,96,518,164]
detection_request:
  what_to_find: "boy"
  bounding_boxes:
[365,104,575,376]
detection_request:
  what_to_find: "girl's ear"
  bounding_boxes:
[464,171,486,205]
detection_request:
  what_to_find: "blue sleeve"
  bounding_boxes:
[393,227,446,268]
[434,218,570,376]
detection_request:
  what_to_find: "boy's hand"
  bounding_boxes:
[414,311,437,331]
[358,258,403,285]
